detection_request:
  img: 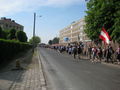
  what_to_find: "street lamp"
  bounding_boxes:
[32,13,42,52]
[32,13,36,52]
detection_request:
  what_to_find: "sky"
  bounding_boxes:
[0,0,87,43]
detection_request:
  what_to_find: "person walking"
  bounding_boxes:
[68,46,72,55]
[73,46,77,59]
[91,46,97,62]
[77,45,82,59]
[116,46,120,64]
[106,46,114,63]
[102,48,106,60]
[88,46,92,59]
[97,47,103,62]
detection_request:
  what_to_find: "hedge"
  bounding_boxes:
[0,39,32,63]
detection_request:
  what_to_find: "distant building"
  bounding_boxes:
[59,18,91,45]
[0,17,24,31]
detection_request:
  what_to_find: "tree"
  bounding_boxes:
[29,36,41,45]
[48,40,52,45]
[4,30,10,39]
[8,29,16,40]
[85,0,120,43]
[111,0,120,43]
[0,27,3,38]
[52,37,59,44]
[16,30,27,42]
[0,27,7,39]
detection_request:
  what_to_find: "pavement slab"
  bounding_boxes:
[0,49,47,90]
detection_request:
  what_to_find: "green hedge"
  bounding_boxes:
[0,39,32,63]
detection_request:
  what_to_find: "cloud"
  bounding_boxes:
[45,0,84,6]
[0,0,84,16]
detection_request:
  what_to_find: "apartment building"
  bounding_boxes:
[59,18,90,45]
[0,17,24,31]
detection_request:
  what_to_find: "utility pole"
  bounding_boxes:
[33,13,36,52]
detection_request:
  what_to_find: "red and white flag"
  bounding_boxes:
[99,27,110,44]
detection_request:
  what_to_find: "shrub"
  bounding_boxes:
[0,39,32,64]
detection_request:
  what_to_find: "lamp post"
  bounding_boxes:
[33,13,36,52]
[33,13,36,40]
[32,13,42,52]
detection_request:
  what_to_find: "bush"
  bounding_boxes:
[16,30,27,42]
[0,39,32,64]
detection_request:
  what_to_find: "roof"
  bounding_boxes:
[0,17,23,27]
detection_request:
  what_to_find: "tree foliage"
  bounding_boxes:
[85,0,120,43]
[48,40,52,45]
[29,36,41,45]
[0,27,3,38]
[52,37,59,44]
[48,37,59,45]
[0,27,7,39]
[16,30,27,42]
[7,29,16,40]
[0,27,28,42]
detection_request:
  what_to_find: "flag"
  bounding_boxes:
[99,27,110,44]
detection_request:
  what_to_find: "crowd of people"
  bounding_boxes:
[50,43,120,64]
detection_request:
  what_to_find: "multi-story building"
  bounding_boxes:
[59,18,90,45]
[0,17,24,31]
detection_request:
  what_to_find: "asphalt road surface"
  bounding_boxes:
[39,47,120,90]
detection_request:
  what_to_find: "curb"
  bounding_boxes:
[37,48,47,90]
[101,62,120,68]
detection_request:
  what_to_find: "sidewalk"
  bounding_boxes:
[0,49,47,90]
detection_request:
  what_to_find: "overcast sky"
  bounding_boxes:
[0,0,87,43]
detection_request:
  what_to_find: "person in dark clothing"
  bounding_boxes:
[97,47,103,62]
[77,46,82,59]
[73,46,77,59]
[106,46,114,63]
[88,46,92,59]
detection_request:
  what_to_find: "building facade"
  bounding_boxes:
[0,17,24,31]
[59,18,90,45]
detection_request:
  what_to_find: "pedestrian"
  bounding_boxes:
[91,46,97,62]
[97,47,103,62]
[68,46,72,55]
[73,46,77,59]
[116,45,120,64]
[88,46,92,59]
[77,45,82,59]
[102,48,106,60]
[66,46,69,53]
[106,46,114,63]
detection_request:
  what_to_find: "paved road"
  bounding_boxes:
[39,47,120,90]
